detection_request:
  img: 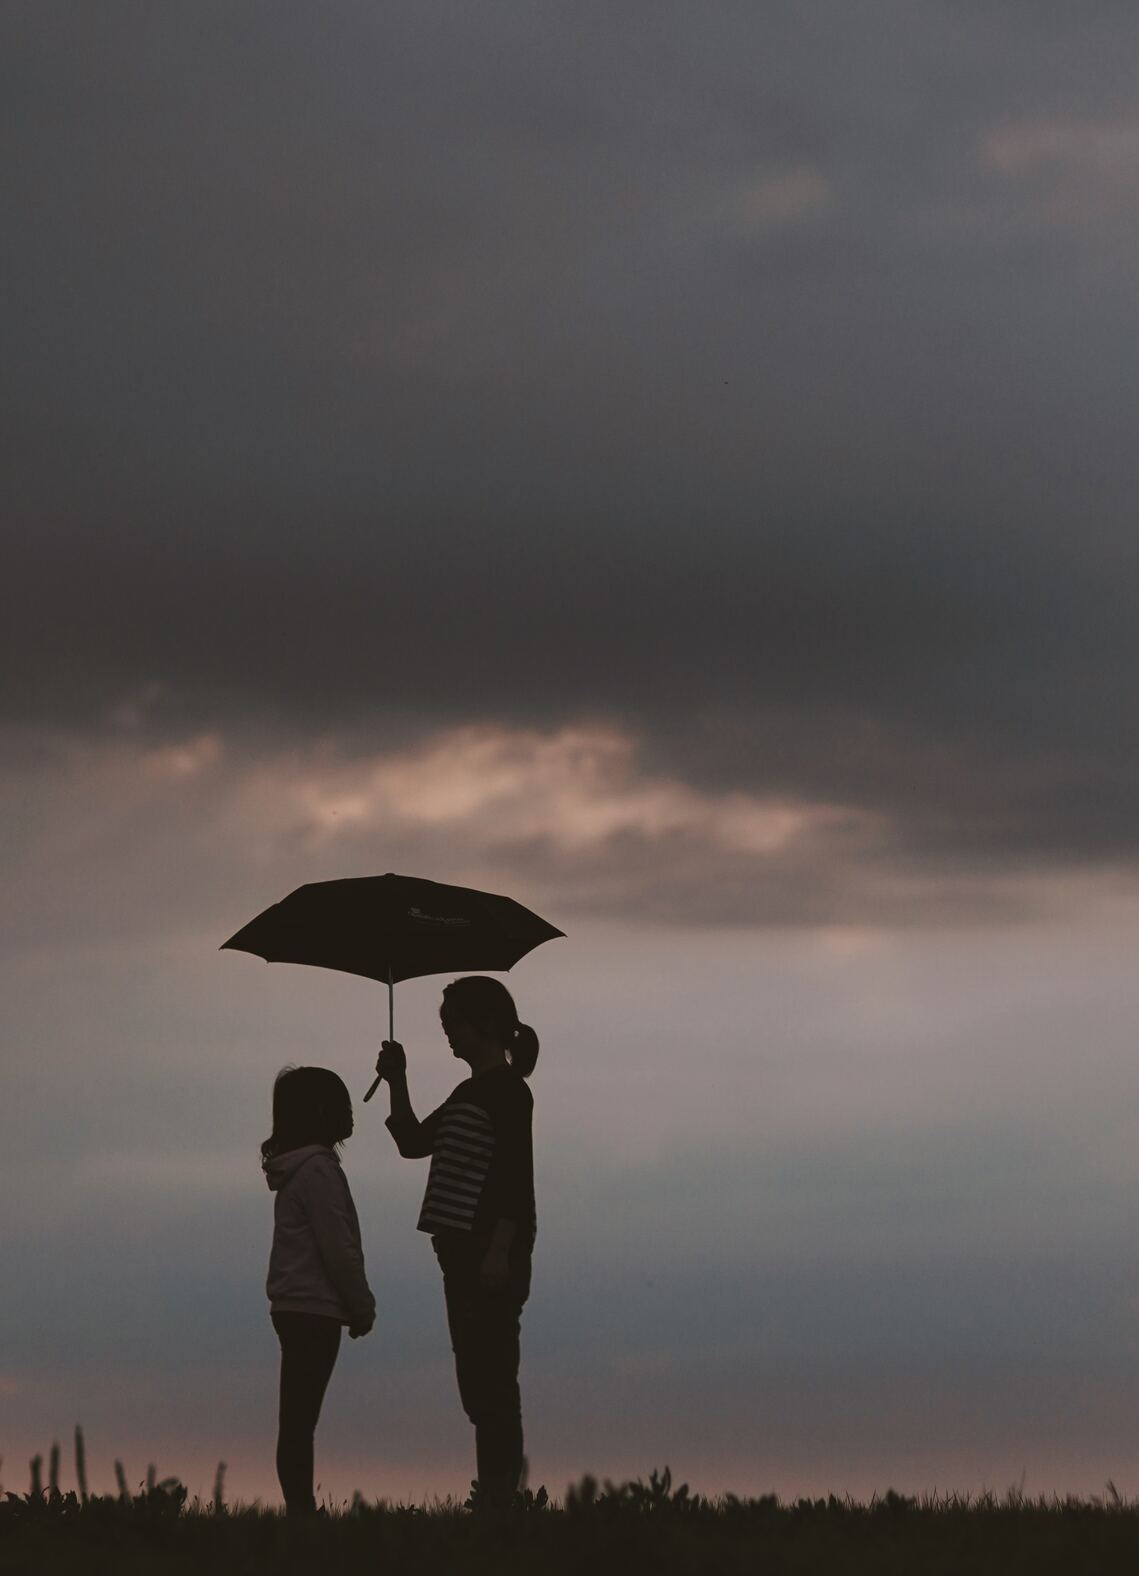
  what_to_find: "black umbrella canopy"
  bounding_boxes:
[220,873,564,986]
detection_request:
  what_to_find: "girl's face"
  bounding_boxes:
[324,1094,353,1143]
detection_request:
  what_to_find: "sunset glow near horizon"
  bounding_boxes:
[6,1,1139,1509]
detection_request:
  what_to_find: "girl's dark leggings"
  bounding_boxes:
[435,1237,531,1509]
[271,1310,342,1516]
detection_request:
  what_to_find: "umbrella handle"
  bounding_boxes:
[362,969,395,1104]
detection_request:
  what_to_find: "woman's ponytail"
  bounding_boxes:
[511,1021,540,1079]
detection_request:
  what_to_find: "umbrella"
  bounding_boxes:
[220,873,564,1100]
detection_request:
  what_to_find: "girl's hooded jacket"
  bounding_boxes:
[264,1145,375,1327]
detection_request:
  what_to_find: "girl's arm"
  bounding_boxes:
[302,1158,376,1331]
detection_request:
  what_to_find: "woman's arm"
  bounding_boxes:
[479,1083,533,1289]
[376,1040,439,1157]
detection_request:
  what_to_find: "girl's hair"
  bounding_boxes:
[442,976,540,1078]
[261,1066,353,1162]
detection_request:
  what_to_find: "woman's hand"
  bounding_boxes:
[480,1218,517,1293]
[479,1246,511,1294]
[349,1313,375,1339]
[375,1040,406,1082]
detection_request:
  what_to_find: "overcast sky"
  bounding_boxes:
[4,1,1139,1506]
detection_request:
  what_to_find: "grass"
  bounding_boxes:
[4,1433,1139,1574]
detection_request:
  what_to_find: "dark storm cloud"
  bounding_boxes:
[4,2,1139,869]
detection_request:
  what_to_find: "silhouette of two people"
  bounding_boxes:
[263,975,539,1516]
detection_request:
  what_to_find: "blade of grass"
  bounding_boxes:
[74,1426,88,1505]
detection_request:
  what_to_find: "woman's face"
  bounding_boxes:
[440,1000,487,1062]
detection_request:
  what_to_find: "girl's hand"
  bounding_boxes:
[479,1247,510,1294]
[375,1040,406,1081]
[349,1313,375,1339]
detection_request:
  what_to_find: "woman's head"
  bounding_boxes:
[440,976,540,1078]
[261,1066,353,1162]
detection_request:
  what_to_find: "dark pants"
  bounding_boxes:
[434,1235,531,1509]
[271,1310,342,1516]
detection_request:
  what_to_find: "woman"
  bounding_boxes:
[375,975,538,1510]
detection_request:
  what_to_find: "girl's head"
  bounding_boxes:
[261,1066,353,1162]
[440,976,540,1078]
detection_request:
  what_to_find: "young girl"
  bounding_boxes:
[262,1066,375,1517]
[374,976,538,1511]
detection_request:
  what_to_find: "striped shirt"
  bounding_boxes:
[417,1101,495,1233]
[386,1065,536,1247]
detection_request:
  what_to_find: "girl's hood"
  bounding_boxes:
[263,1143,337,1191]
